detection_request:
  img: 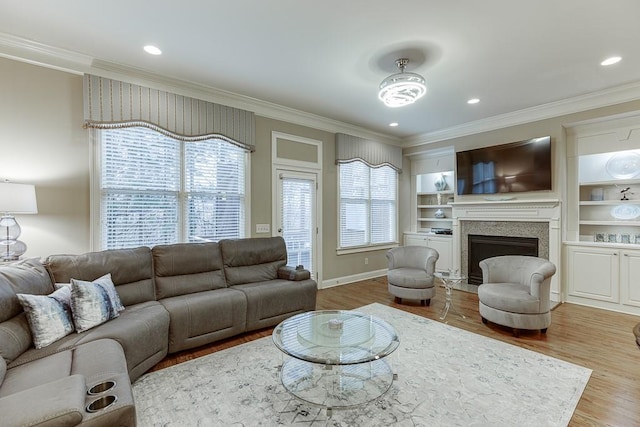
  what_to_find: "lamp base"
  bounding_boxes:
[1,240,27,261]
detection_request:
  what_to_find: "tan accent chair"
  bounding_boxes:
[386,246,439,306]
[478,255,556,336]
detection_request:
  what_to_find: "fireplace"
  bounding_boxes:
[467,234,539,285]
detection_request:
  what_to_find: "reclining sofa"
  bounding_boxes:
[0,236,317,426]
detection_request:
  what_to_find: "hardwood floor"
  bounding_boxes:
[151,277,640,426]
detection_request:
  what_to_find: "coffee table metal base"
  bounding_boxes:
[279,357,394,415]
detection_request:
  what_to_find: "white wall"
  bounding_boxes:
[0,57,90,257]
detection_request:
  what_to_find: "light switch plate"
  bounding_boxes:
[256,224,270,233]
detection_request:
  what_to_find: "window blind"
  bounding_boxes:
[99,126,246,249]
[339,161,397,249]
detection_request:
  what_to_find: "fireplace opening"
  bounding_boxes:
[467,234,538,285]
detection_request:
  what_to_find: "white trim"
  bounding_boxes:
[321,269,387,290]
[404,80,640,147]
[4,32,639,150]
[271,132,323,285]
[336,243,398,256]
[0,33,399,146]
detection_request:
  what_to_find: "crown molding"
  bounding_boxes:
[0,32,400,146]
[403,80,640,147]
[0,32,92,74]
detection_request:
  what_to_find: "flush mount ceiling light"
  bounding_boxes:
[601,56,621,66]
[378,58,426,108]
[144,45,162,55]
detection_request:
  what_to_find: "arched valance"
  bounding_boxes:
[335,133,402,172]
[83,74,255,151]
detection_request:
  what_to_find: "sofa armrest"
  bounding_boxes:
[0,374,86,427]
[278,265,311,281]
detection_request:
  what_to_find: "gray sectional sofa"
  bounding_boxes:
[0,236,317,426]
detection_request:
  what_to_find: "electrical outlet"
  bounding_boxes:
[364,257,368,265]
[255,224,270,233]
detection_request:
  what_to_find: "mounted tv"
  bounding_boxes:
[456,136,552,195]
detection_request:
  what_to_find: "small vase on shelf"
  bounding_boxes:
[434,174,448,191]
[434,209,446,219]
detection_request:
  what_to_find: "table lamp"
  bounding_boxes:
[0,182,38,261]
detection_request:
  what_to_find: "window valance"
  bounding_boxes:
[335,133,402,172]
[83,74,255,151]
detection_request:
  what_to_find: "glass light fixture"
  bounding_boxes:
[0,182,38,261]
[378,58,427,108]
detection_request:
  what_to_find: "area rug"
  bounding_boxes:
[132,303,591,426]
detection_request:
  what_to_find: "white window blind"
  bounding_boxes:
[99,126,246,250]
[280,176,314,275]
[339,161,397,249]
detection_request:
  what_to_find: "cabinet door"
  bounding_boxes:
[620,250,640,307]
[427,236,452,272]
[404,234,428,246]
[567,246,619,302]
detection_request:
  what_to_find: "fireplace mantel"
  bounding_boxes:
[451,199,560,221]
[450,198,562,302]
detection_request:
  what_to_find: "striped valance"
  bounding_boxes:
[335,133,402,172]
[83,74,255,151]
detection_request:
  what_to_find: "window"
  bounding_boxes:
[338,161,397,249]
[97,126,247,249]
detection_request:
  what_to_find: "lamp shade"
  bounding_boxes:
[0,182,38,214]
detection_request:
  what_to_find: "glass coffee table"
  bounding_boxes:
[272,310,399,416]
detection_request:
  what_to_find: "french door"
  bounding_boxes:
[275,170,318,280]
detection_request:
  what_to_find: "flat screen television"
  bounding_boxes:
[456,136,552,195]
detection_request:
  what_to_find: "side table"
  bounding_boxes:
[434,271,467,321]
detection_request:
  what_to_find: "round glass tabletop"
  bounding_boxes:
[272,310,399,365]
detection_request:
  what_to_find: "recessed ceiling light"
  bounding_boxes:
[467,98,480,104]
[389,122,399,127]
[601,56,621,66]
[144,45,162,55]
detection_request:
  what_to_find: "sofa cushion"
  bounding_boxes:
[220,237,288,286]
[0,313,33,364]
[45,247,155,306]
[152,242,227,299]
[0,258,53,323]
[160,288,247,353]
[0,374,86,427]
[70,274,125,332]
[16,286,74,348]
[232,278,317,331]
[1,339,136,426]
[0,355,5,387]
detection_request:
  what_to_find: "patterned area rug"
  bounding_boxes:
[132,303,591,426]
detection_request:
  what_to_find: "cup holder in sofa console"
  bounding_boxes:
[87,380,117,395]
[86,395,117,413]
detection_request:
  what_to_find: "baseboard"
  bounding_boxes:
[320,269,387,289]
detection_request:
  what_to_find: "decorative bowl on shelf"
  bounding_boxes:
[610,204,640,220]
[605,152,640,179]
[434,209,446,218]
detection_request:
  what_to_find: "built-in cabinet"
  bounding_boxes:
[565,112,640,315]
[566,243,640,313]
[415,171,454,233]
[404,232,452,272]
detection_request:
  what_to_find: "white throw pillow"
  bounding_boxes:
[17,286,74,348]
[70,273,125,333]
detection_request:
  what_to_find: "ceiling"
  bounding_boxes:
[1,1,640,143]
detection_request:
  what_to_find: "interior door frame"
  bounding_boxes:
[271,132,323,285]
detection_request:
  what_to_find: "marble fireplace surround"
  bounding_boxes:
[451,199,562,302]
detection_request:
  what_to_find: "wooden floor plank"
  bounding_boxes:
[150,277,640,426]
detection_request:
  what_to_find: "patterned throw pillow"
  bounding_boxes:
[16,286,74,349]
[70,273,125,333]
